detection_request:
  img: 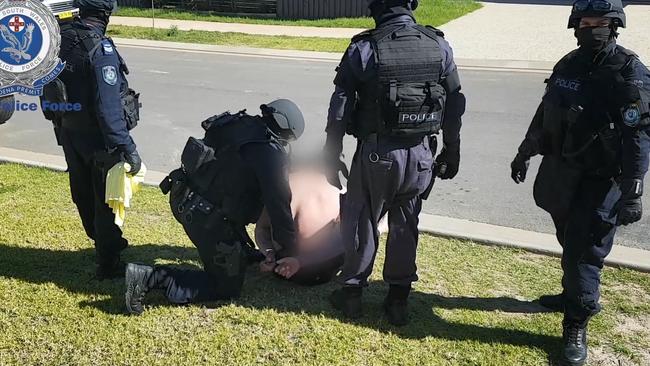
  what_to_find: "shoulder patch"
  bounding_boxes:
[102,65,118,86]
[101,40,114,55]
[622,103,641,127]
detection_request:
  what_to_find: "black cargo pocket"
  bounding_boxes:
[417,158,434,199]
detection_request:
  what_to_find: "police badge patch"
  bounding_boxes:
[102,65,117,86]
[622,104,641,127]
[0,0,65,96]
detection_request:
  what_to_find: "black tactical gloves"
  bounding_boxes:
[614,179,643,226]
[122,148,142,175]
[325,153,349,190]
[435,146,460,180]
[510,153,530,184]
[323,136,349,190]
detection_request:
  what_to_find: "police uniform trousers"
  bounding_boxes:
[59,127,128,264]
[147,220,247,304]
[535,156,620,323]
[338,134,434,287]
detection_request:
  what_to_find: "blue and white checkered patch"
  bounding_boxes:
[102,40,114,55]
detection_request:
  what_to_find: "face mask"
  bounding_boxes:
[575,26,611,50]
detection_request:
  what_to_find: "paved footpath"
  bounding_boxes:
[111,2,650,63]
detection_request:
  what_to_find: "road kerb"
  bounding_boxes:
[1,147,648,272]
[112,37,555,72]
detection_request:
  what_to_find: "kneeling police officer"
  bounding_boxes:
[510,1,650,365]
[125,100,303,315]
[41,0,142,279]
[324,0,466,326]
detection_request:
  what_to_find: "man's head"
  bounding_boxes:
[260,99,305,142]
[367,0,418,20]
[569,0,625,50]
[73,0,116,20]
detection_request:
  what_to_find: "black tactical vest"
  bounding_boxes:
[56,21,139,131]
[542,45,637,176]
[57,21,100,130]
[351,23,444,138]
[163,112,281,231]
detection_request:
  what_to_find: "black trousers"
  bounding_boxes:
[60,128,128,264]
[338,135,434,287]
[535,156,619,323]
[148,220,248,304]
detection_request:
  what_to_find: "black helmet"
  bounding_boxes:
[260,99,305,141]
[568,0,625,28]
[367,0,419,11]
[73,0,117,13]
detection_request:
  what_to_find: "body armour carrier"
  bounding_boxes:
[350,24,445,138]
[542,46,645,177]
[50,22,140,131]
[160,111,280,243]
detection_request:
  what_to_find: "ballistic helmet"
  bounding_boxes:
[73,0,117,13]
[568,0,625,28]
[260,99,305,141]
[367,0,419,11]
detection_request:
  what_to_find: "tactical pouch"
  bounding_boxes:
[181,137,215,175]
[380,81,446,137]
[42,78,68,121]
[533,156,583,217]
[213,241,243,278]
[121,88,141,130]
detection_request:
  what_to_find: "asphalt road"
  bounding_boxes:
[1,45,648,250]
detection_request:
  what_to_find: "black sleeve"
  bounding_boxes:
[517,102,545,158]
[325,43,362,154]
[442,89,466,152]
[618,59,650,182]
[240,143,296,254]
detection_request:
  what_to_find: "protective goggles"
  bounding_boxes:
[572,0,614,12]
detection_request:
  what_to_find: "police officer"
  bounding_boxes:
[510,1,650,364]
[125,100,304,315]
[324,0,466,326]
[43,0,142,279]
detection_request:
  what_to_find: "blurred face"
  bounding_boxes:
[579,17,611,28]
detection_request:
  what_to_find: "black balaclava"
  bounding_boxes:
[575,23,618,53]
[80,9,110,34]
[371,0,415,26]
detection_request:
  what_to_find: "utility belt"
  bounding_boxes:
[159,137,257,249]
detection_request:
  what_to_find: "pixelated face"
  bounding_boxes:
[579,17,611,28]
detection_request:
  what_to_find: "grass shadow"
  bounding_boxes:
[0,242,560,358]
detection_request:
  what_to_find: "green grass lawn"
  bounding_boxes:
[107,25,350,52]
[0,163,649,365]
[116,0,482,29]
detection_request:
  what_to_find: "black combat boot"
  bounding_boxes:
[125,263,154,316]
[96,256,126,280]
[560,320,588,366]
[538,292,566,312]
[383,285,411,326]
[329,287,363,319]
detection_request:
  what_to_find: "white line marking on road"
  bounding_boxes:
[146,69,170,74]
